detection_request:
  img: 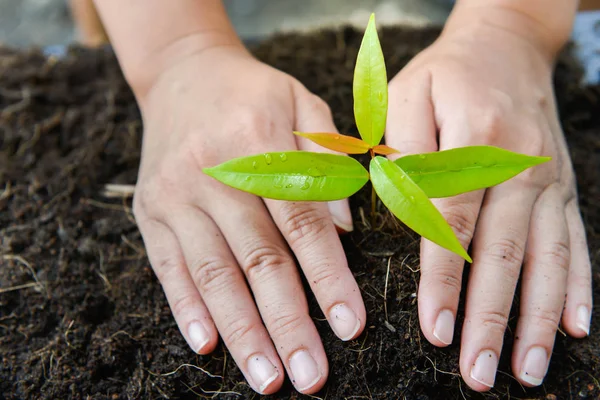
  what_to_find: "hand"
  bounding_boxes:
[386,15,593,390]
[132,45,366,394]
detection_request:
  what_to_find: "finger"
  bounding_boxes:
[418,191,482,347]
[207,191,328,394]
[136,217,218,355]
[562,198,593,337]
[385,71,438,156]
[417,125,486,347]
[166,206,284,395]
[460,181,537,391]
[294,87,353,232]
[512,185,569,387]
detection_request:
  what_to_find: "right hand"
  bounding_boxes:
[132,44,366,395]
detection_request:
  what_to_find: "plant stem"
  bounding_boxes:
[369,147,376,226]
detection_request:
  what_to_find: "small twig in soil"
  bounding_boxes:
[0,87,31,118]
[64,320,74,347]
[2,254,48,297]
[565,370,600,390]
[102,183,135,198]
[81,198,132,213]
[183,381,242,398]
[146,363,222,379]
[383,257,391,322]
[0,282,39,293]
[0,182,11,200]
[424,356,460,382]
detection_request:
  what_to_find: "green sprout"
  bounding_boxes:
[204,14,550,262]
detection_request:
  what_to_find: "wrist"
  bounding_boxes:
[126,30,246,102]
[444,1,575,61]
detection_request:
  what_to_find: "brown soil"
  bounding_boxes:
[1,26,598,400]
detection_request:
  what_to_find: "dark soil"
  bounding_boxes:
[1,26,598,400]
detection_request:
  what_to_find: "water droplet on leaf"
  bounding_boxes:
[307,167,323,177]
[334,135,340,140]
[301,181,310,190]
[285,184,292,188]
[377,91,383,101]
[409,195,415,203]
[245,176,251,182]
[264,154,272,165]
[252,161,258,169]
[279,153,287,162]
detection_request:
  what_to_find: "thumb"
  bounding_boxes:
[293,86,353,233]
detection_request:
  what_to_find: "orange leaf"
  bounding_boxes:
[293,131,370,154]
[373,145,400,155]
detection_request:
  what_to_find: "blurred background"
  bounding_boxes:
[0,0,598,83]
[0,0,451,47]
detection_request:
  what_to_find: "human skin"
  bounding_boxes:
[94,0,592,394]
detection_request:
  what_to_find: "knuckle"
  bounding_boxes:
[152,253,183,282]
[523,308,561,332]
[310,264,339,287]
[483,237,525,276]
[280,203,330,247]
[422,265,462,295]
[267,312,306,339]
[222,315,261,347]
[476,107,504,141]
[227,106,276,143]
[169,292,198,317]
[306,93,332,118]
[539,241,570,272]
[473,309,509,335]
[240,241,290,280]
[190,256,234,292]
[442,206,476,245]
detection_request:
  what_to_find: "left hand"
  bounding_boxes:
[385,12,592,391]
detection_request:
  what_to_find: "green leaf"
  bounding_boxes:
[353,13,388,146]
[395,146,551,198]
[204,151,369,201]
[370,156,472,262]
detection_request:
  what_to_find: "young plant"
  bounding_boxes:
[204,14,550,262]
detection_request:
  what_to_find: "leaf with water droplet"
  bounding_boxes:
[204,151,369,201]
[354,14,388,146]
[279,153,287,162]
[370,156,471,262]
[264,153,272,165]
[395,146,551,198]
[293,131,370,154]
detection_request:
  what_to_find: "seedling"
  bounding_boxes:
[204,15,550,262]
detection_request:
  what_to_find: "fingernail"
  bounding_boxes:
[576,305,591,336]
[247,354,279,393]
[519,346,548,386]
[329,303,360,341]
[470,350,498,388]
[289,350,321,392]
[329,200,353,232]
[188,321,210,353]
[433,309,455,345]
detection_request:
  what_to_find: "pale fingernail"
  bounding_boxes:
[329,200,353,232]
[289,350,321,392]
[432,309,454,345]
[188,321,210,353]
[576,305,591,336]
[247,354,279,393]
[470,350,498,388]
[329,303,360,341]
[519,346,548,386]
